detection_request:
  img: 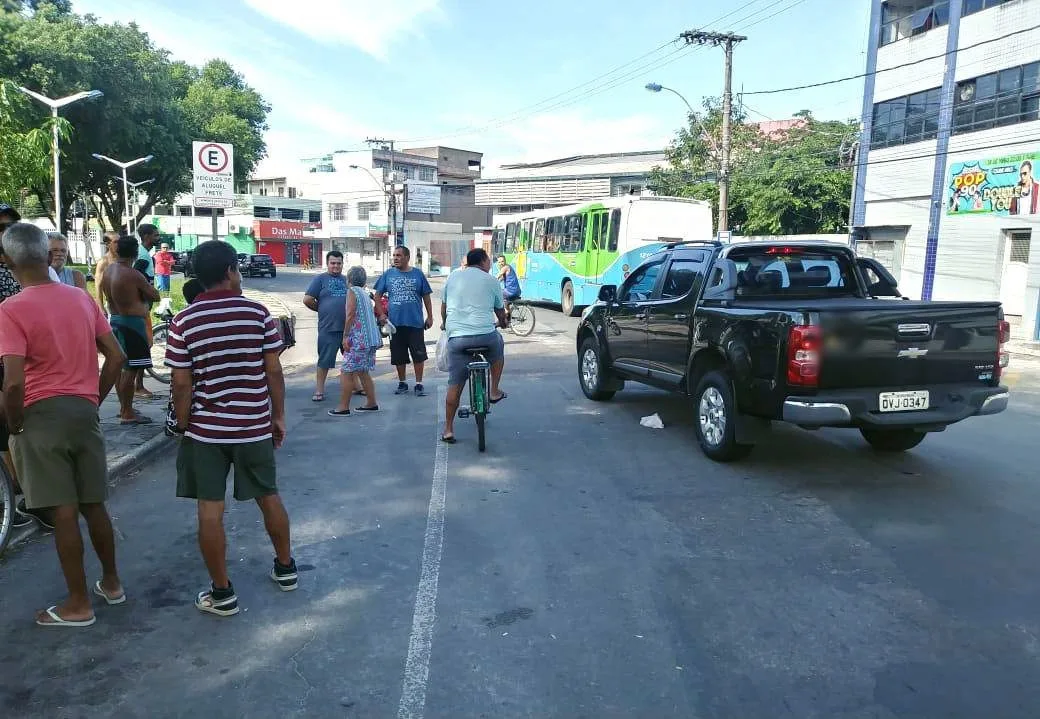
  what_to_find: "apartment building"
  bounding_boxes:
[853,0,1040,339]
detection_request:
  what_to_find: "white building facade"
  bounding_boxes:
[854,0,1040,339]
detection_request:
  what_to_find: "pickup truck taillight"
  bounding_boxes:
[996,319,1011,382]
[787,325,821,388]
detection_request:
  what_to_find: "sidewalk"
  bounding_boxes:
[1008,339,1040,359]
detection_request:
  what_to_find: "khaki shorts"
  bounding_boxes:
[11,396,107,509]
[176,437,278,502]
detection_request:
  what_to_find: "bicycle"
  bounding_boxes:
[506,299,536,337]
[455,347,492,452]
[146,301,175,384]
[0,458,16,556]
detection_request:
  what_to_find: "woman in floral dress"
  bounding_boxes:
[329,266,382,416]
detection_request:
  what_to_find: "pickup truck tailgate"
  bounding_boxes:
[816,301,1002,389]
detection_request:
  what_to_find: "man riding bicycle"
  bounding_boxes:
[496,254,521,322]
[439,248,507,444]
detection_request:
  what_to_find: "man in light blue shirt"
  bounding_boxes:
[438,248,507,444]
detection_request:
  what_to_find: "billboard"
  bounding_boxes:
[407,181,441,214]
[947,151,1040,216]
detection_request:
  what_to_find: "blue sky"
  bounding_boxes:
[72,0,872,174]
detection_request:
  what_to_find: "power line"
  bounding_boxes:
[743,21,1040,96]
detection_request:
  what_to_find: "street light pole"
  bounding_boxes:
[646,82,720,155]
[14,87,104,234]
[91,153,153,233]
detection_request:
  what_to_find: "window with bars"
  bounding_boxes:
[953,62,1040,134]
[1009,232,1031,264]
[358,201,381,220]
[871,87,942,148]
[879,1,949,47]
[329,204,348,221]
[418,166,437,182]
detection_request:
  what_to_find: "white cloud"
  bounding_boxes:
[243,0,442,61]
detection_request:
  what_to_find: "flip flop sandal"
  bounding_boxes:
[36,606,96,628]
[119,414,153,425]
[353,389,366,396]
[93,580,127,606]
[311,393,325,402]
[328,409,351,417]
[490,392,508,404]
[440,435,457,444]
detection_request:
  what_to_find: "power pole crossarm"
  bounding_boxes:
[680,30,746,235]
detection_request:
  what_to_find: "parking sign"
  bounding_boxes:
[192,141,235,208]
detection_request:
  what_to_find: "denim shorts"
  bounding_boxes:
[447,331,504,387]
[317,331,342,369]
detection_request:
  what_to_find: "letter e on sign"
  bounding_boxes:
[198,143,230,173]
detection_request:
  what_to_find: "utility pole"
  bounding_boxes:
[680,30,746,235]
[366,138,399,261]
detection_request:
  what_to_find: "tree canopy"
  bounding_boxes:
[650,99,857,236]
[0,1,270,231]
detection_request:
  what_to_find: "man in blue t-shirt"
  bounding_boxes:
[303,251,348,401]
[496,254,521,321]
[373,245,433,396]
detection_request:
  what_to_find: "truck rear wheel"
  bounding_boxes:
[693,370,753,462]
[859,428,926,452]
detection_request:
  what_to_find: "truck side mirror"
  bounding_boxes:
[598,284,617,303]
[701,259,738,301]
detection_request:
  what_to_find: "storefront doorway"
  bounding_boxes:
[1000,230,1031,317]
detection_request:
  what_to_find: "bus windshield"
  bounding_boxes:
[729,246,861,298]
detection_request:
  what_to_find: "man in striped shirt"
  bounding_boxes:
[165,240,297,617]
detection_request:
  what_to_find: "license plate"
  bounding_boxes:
[878,390,929,412]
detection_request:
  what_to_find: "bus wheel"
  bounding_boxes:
[561,280,577,317]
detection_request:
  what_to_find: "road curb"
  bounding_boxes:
[107,431,175,486]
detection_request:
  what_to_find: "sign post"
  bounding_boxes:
[192,141,235,242]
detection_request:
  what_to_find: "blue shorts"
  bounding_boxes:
[317,331,342,369]
[447,331,504,387]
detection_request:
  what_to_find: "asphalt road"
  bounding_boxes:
[2,268,1040,718]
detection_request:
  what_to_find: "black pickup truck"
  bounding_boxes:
[576,240,1010,461]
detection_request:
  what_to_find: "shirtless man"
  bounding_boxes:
[101,235,160,424]
[94,231,119,312]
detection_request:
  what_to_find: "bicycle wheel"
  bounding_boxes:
[146,322,171,384]
[0,460,15,556]
[472,370,487,452]
[510,304,536,337]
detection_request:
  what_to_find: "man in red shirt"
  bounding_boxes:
[0,223,126,627]
[165,240,296,617]
[153,242,175,293]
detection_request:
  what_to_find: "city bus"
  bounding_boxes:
[490,196,713,315]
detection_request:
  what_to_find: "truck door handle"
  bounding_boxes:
[673,314,688,320]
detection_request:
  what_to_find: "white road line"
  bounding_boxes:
[397,384,449,719]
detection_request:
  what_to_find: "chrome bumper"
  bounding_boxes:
[976,391,1009,416]
[782,400,852,426]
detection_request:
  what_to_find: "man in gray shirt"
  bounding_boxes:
[303,251,347,401]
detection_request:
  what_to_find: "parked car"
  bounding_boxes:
[241,254,277,278]
[170,251,186,273]
[182,249,196,278]
[576,240,1011,461]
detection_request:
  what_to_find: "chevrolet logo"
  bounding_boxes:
[897,347,928,359]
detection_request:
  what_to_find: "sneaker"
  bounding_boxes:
[11,508,34,529]
[394,382,409,395]
[270,558,298,592]
[17,500,54,531]
[414,383,426,397]
[195,583,239,617]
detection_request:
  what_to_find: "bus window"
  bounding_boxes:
[608,209,620,252]
[534,218,545,252]
[521,220,534,251]
[492,229,505,255]
[563,215,582,253]
[505,222,517,253]
[547,217,562,252]
[589,214,601,250]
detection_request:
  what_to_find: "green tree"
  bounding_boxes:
[651,101,856,235]
[0,7,269,231]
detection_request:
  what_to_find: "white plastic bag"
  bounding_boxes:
[639,413,665,429]
[435,332,450,373]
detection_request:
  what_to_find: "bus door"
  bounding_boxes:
[589,209,611,282]
[516,219,533,278]
[597,208,621,281]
